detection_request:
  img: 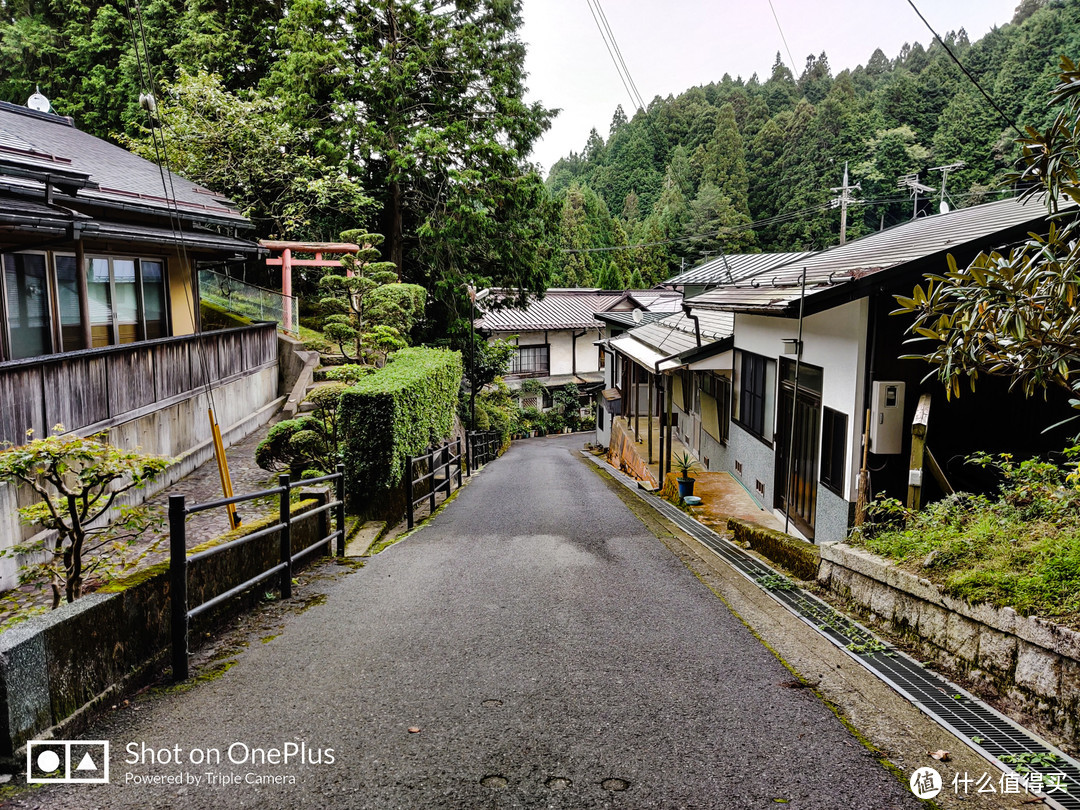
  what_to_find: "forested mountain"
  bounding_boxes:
[546,0,1080,287]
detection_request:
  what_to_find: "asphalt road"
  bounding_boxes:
[10,435,920,809]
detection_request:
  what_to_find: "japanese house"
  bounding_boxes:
[0,97,279,588]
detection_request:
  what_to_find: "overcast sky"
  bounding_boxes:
[521,0,1022,175]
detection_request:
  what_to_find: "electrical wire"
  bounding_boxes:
[904,0,1023,138]
[121,0,218,413]
[767,0,799,78]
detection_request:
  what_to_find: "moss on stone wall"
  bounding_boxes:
[727,517,820,581]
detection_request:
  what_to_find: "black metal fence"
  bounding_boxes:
[467,430,500,470]
[405,439,464,529]
[169,465,345,681]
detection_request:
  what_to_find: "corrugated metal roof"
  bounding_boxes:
[665,251,814,286]
[619,308,734,358]
[617,290,685,311]
[595,310,671,328]
[687,195,1054,313]
[477,289,625,331]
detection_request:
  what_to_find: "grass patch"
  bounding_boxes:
[852,485,1080,627]
[299,324,330,352]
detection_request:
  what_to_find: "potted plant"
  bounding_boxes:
[672,451,700,498]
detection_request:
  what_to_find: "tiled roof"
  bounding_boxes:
[476,289,625,331]
[0,101,247,226]
[687,195,1054,314]
[665,251,814,286]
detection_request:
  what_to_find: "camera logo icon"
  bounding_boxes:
[26,740,109,784]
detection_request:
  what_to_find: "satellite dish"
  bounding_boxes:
[631,308,643,324]
[939,200,950,215]
[26,88,51,113]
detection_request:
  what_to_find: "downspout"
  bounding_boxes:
[784,269,807,536]
[683,304,702,348]
[572,328,587,376]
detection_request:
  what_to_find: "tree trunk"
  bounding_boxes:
[388,180,404,280]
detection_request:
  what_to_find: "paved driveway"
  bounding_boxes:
[9,435,919,809]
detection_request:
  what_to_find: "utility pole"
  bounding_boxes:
[897,173,936,220]
[830,162,860,245]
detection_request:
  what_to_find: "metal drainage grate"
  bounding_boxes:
[589,457,1080,809]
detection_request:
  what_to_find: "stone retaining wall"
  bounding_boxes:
[0,497,330,757]
[818,542,1080,746]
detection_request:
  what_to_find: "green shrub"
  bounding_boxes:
[322,364,375,384]
[851,447,1080,621]
[339,347,463,509]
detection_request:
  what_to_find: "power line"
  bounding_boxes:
[767,0,799,79]
[904,0,1022,138]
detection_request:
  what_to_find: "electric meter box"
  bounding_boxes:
[870,381,905,455]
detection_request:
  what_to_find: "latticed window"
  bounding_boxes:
[509,344,549,376]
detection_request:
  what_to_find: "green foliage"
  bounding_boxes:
[339,347,463,507]
[851,446,1080,622]
[544,7,1080,265]
[896,57,1080,421]
[255,383,347,475]
[672,451,701,478]
[321,364,375,384]
[121,71,375,240]
[468,338,517,395]
[473,378,516,444]
[318,230,417,363]
[0,430,169,608]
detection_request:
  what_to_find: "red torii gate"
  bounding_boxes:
[260,240,360,333]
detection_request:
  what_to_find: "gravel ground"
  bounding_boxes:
[6,435,920,809]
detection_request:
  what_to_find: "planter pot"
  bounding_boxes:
[677,477,695,497]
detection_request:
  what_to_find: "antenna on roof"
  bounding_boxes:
[930,162,965,214]
[26,86,51,113]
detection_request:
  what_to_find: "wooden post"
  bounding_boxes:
[906,394,932,511]
[647,372,654,463]
[665,374,674,479]
[75,240,92,349]
[854,409,871,527]
[632,363,639,442]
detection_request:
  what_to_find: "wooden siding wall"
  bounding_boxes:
[0,324,277,446]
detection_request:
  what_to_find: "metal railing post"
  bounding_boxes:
[456,437,463,489]
[335,464,346,556]
[279,474,292,599]
[169,494,189,682]
[406,455,415,529]
[429,447,437,512]
[466,431,472,477]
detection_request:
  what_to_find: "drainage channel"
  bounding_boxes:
[588,455,1080,809]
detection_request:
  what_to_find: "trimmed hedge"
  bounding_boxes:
[340,347,463,512]
[727,517,820,581]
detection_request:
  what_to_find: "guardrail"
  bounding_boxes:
[467,430,500,470]
[405,439,463,530]
[168,465,345,681]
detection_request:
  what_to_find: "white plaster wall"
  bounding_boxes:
[501,329,603,378]
[734,298,868,503]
